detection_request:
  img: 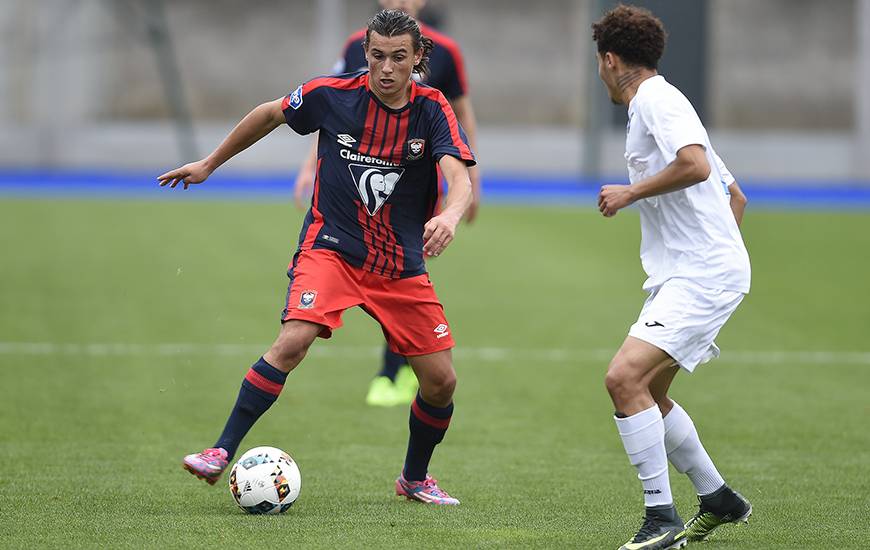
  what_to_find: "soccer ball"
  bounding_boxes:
[228,446,301,514]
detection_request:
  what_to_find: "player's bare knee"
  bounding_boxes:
[420,370,456,405]
[266,339,310,372]
[605,361,642,402]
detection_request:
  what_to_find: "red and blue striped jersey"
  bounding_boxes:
[283,71,475,279]
[334,23,468,101]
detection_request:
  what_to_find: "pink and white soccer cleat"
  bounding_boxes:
[395,474,460,505]
[182,447,228,485]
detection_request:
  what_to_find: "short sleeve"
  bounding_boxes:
[340,35,367,74]
[439,47,467,100]
[426,91,476,166]
[635,90,707,165]
[713,151,735,186]
[281,82,326,135]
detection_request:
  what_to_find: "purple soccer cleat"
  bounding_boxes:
[182,447,228,485]
[395,474,460,505]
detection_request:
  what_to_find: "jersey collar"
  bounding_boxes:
[366,75,417,113]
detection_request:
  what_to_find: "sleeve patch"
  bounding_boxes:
[288,85,303,110]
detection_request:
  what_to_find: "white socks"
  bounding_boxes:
[615,404,672,507]
[663,401,725,496]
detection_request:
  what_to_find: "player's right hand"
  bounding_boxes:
[293,170,315,210]
[157,159,213,190]
[423,213,460,257]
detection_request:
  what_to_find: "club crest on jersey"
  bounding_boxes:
[406,138,426,160]
[299,290,317,309]
[288,85,303,110]
[348,164,405,216]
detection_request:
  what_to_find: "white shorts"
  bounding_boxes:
[628,278,745,372]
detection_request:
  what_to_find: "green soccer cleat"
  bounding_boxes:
[365,376,401,407]
[619,505,687,550]
[393,365,419,404]
[684,485,752,542]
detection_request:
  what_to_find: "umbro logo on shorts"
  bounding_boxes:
[434,324,449,339]
[644,321,665,328]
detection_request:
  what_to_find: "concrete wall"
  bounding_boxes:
[0,0,863,177]
[2,0,856,127]
[709,0,855,129]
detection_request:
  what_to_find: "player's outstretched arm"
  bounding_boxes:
[423,155,473,257]
[598,144,710,217]
[728,181,747,227]
[157,98,286,190]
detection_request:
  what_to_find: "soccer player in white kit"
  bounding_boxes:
[592,6,752,550]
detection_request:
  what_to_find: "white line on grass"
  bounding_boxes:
[0,342,869,365]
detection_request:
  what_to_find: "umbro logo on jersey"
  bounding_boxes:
[644,321,665,328]
[336,134,356,148]
[348,164,405,216]
[407,138,426,160]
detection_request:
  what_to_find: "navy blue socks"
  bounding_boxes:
[214,357,287,461]
[403,393,453,481]
[379,346,408,381]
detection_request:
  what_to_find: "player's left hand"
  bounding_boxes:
[157,159,213,190]
[423,214,460,257]
[598,184,635,217]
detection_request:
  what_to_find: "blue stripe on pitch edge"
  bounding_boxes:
[1,169,869,207]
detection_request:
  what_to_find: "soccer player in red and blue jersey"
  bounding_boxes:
[159,9,475,505]
[294,0,481,408]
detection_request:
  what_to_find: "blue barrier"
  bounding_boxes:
[1,169,869,208]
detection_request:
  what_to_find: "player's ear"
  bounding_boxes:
[413,47,423,67]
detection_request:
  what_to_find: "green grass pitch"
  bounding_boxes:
[0,198,867,548]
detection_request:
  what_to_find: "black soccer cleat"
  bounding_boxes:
[618,504,687,550]
[683,484,752,542]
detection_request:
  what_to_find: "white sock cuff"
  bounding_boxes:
[663,401,694,454]
[615,405,664,456]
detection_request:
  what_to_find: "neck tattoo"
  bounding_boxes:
[617,70,643,93]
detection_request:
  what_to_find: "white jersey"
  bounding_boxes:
[625,75,750,293]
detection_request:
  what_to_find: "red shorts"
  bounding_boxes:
[281,249,455,356]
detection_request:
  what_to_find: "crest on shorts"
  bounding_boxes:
[299,290,317,309]
[406,138,426,160]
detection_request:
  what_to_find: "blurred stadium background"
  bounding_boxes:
[2,0,870,193]
[2,1,868,548]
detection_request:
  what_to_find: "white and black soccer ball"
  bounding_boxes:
[228,446,301,514]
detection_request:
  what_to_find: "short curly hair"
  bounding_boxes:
[591,4,667,70]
